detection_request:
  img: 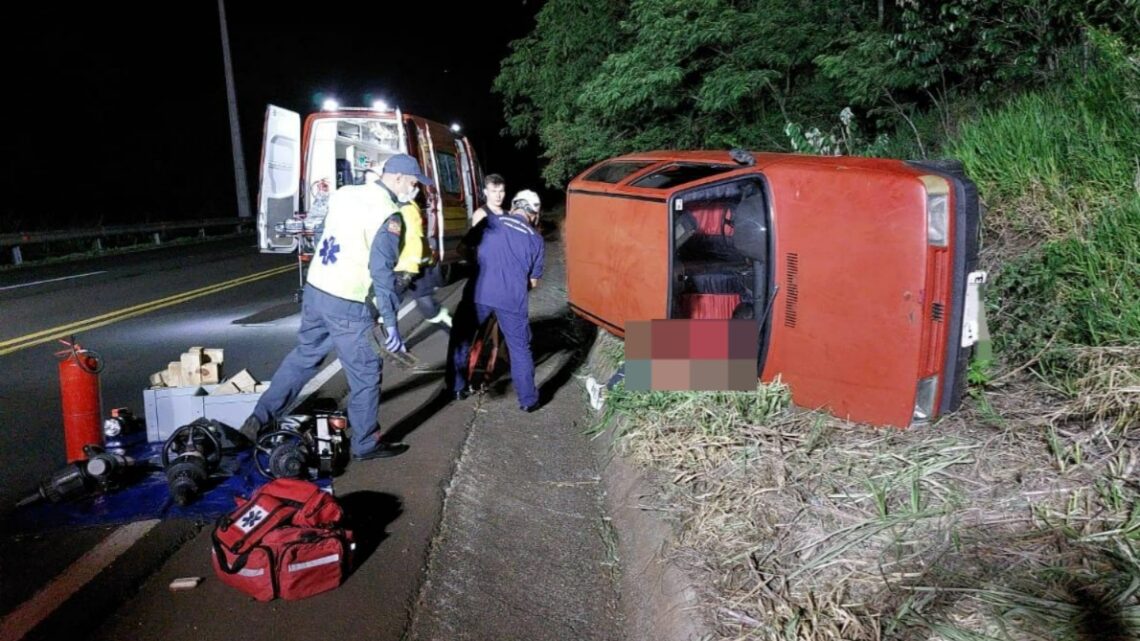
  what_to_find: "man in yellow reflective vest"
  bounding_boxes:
[394,197,451,328]
[242,154,433,461]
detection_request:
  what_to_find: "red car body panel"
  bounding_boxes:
[566,151,977,428]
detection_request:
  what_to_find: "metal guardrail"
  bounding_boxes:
[2,218,252,265]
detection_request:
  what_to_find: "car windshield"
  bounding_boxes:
[583,160,655,184]
[630,163,735,189]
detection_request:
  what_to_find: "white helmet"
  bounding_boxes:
[511,189,541,215]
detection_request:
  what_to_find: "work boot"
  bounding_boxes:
[239,416,262,443]
[352,441,409,461]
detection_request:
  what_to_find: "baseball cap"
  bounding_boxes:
[382,154,434,186]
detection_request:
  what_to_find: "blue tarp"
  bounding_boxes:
[8,439,332,536]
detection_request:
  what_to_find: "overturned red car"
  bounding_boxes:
[564,150,985,428]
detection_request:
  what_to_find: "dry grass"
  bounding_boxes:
[572,44,1140,640]
[586,339,1140,641]
[1046,346,1140,428]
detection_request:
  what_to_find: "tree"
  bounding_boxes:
[494,0,629,186]
[496,0,1139,185]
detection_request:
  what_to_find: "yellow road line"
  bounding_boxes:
[0,264,292,348]
[0,264,294,356]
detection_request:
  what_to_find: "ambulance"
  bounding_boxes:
[255,102,482,270]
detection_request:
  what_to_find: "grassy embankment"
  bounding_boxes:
[589,38,1139,641]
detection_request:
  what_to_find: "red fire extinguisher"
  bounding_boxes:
[56,338,104,463]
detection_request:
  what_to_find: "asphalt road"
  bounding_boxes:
[0,238,300,512]
[0,237,474,640]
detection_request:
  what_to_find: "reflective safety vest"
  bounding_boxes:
[395,201,430,274]
[307,182,401,302]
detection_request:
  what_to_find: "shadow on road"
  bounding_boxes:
[338,490,402,573]
[482,306,598,409]
[383,387,453,444]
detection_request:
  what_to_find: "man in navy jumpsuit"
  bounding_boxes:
[242,154,433,460]
[448,190,545,411]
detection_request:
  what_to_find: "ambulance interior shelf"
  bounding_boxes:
[671,179,769,321]
[333,118,402,188]
[337,140,397,187]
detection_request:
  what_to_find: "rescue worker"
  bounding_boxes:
[470,173,506,227]
[394,196,451,328]
[448,189,545,411]
[241,154,434,460]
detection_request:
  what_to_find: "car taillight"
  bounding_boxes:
[912,375,940,423]
[920,175,950,247]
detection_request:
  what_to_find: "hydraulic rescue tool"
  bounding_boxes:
[254,412,349,479]
[161,418,249,506]
[16,445,137,507]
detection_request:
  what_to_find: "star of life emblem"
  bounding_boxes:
[237,506,267,533]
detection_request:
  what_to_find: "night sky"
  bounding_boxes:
[5,2,545,231]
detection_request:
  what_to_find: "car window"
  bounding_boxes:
[630,163,735,189]
[583,161,655,184]
[435,151,461,195]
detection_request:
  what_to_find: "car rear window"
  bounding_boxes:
[583,161,655,184]
[630,163,735,189]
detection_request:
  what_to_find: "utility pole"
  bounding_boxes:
[218,0,251,219]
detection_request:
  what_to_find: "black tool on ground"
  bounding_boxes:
[16,445,137,508]
[162,419,226,506]
[254,412,350,480]
[368,324,422,369]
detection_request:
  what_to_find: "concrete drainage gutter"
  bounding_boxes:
[591,423,711,641]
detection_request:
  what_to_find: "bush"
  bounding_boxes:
[949,34,1140,382]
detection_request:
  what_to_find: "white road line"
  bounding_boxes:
[0,298,424,633]
[284,300,416,412]
[290,358,343,412]
[0,271,107,292]
[0,519,159,641]
[397,300,416,320]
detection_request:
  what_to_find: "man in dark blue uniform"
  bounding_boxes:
[448,190,545,411]
[241,154,432,460]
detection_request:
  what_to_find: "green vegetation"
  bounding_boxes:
[500,0,1139,403]
[497,0,1137,185]
[510,2,1140,639]
[585,358,1140,640]
[950,37,1139,413]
